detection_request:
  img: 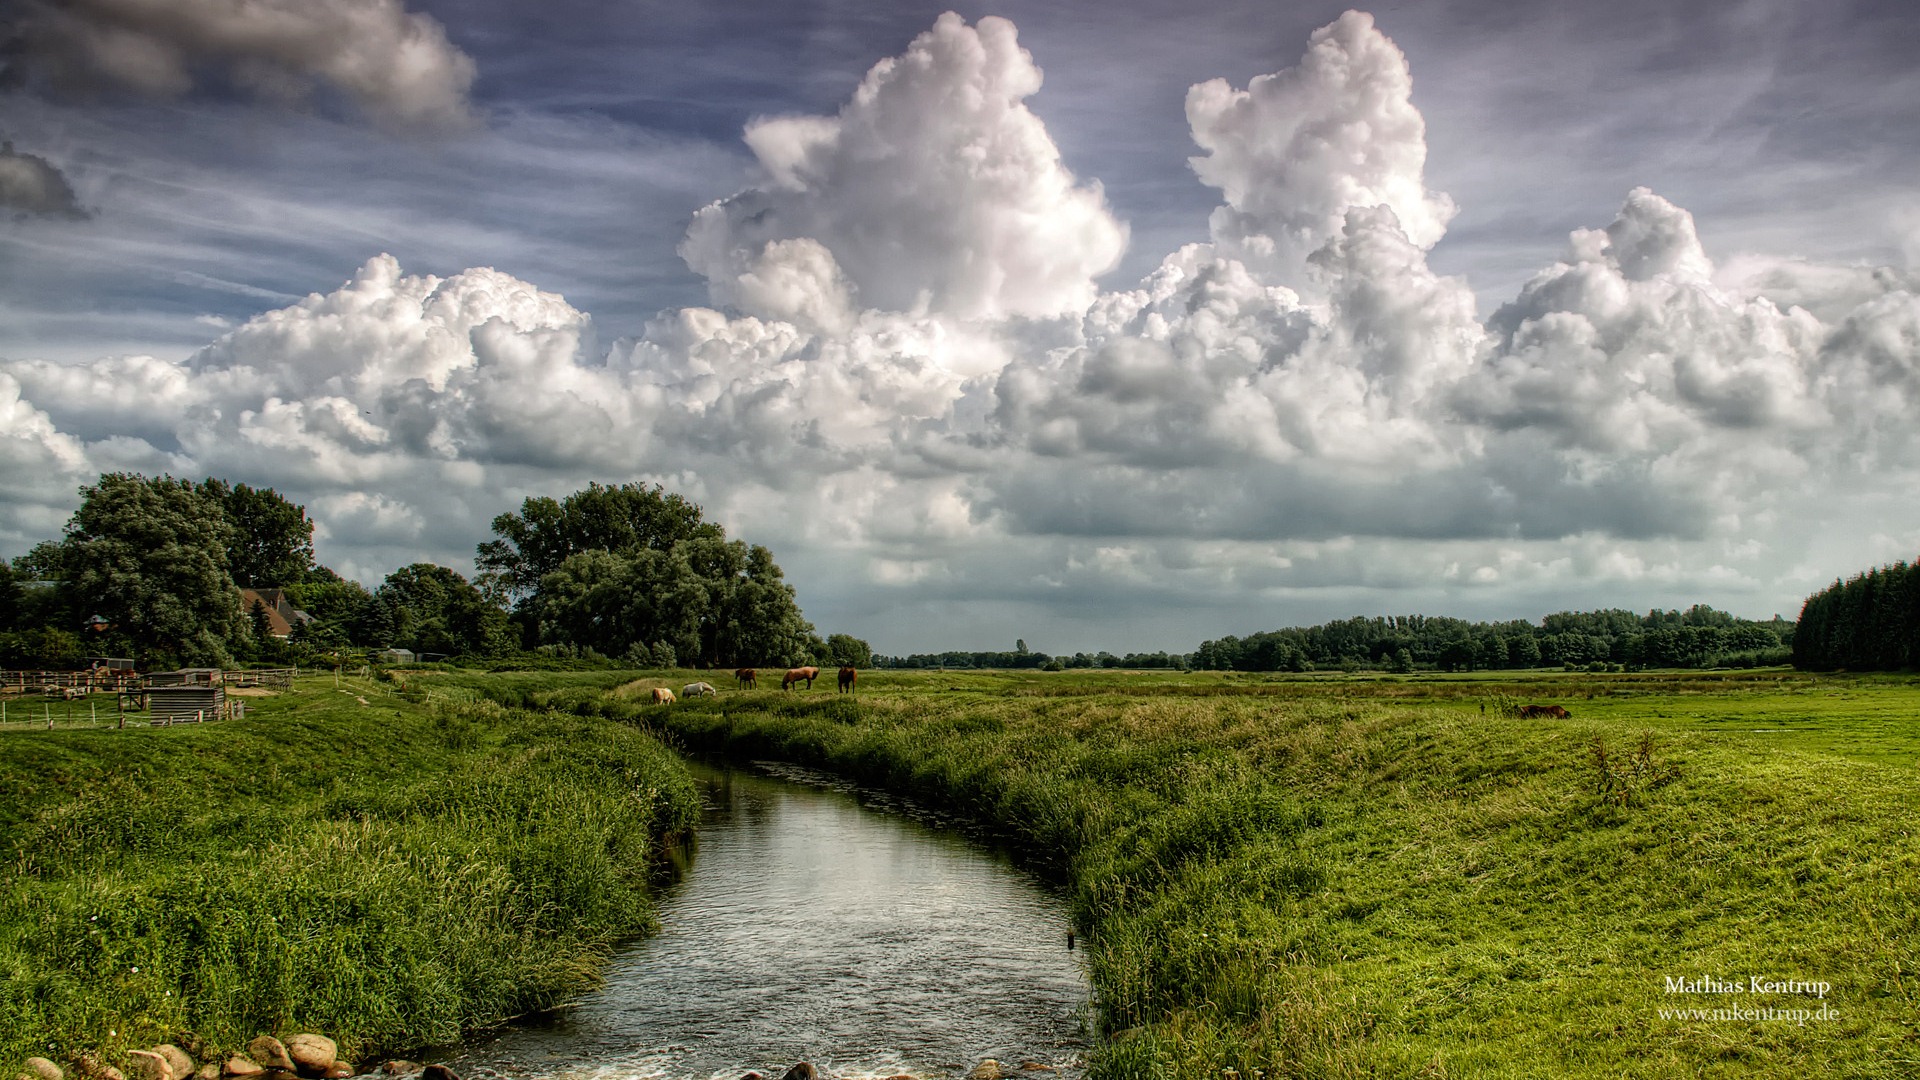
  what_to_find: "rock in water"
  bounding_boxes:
[421,1067,460,1080]
[781,1065,817,1080]
[222,1057,263,1078]
[968,1062,1005,1080]
[245,1042,293,1074]
[377,1066,421,1078]
[153,1048,195,1080]
[125,1054,170,1080]
[193,1067,220,1080]
[284,1037,336,1078]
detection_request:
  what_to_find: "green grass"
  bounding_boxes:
[0,673,699,1066]
[525,666,1920,1079]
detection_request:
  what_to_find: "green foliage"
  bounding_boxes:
[515,498,814,667]
[826,633,872,667]
[0,679,699,1062]
[58,473,245,666]
[196,478,315,587]
[475,482,724,605]
[1794,558,1917,670]
[371,563,512,657]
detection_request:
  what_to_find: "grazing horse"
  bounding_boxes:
[734,667,757,689]
[650,687,676,704]
[682,682,717,697]
[837,666,857,693]
[1518,703,1570,719]
[782,666,819,691]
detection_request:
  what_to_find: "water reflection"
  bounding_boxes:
[450,760,1090,1080]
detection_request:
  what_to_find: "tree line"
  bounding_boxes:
[0,474,868,671]
[1793,559,1919,671]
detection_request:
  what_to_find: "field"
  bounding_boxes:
[0,670,699,1065]
[4,665,1916,1078]
[520,666,1920,1079]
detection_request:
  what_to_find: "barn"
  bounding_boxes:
[147,684,226,724]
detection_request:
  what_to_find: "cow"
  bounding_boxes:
[682,682,717,697]
[782,666,820,691]
[650,687,677,704]
[837,666,857,693]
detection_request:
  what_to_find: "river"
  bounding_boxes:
[446,759,1093,1080]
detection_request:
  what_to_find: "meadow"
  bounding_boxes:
[0,671,699,1065]
[516,665,1920,1079]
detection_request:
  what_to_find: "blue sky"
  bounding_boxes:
[2,0,1917,653]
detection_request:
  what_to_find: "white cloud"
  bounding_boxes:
[679,12,1126,323]
[4,10,1917,647]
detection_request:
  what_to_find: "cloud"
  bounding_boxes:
[679,11,1126,323]
[0,139,87,218]
[3,9,1918,648]
[1185,10,1456,291]
[4,0,476,132]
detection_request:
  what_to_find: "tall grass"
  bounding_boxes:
[0,683,698,1065]
[529,670,1920,1079]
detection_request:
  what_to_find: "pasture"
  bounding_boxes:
[532,665,1920,1079]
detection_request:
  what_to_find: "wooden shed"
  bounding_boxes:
[148,685,226,724]
[148,668,221,687]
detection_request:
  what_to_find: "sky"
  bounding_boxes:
[2,0,1917,655]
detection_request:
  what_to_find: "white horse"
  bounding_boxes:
[681,682,717,697]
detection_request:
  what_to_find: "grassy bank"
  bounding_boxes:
[0,673,699,1065]
[531,668,1920,1078]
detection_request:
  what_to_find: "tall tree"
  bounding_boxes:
[375,563,512,657]
[197,479,315,586]
[476,482,724,604]
[59,473,244,665]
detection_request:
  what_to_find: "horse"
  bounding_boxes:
[682,682,717,697]
[734,667,757,689]
[650,687,676,704]
[837,666,857,693]
[1518,704,1570,719]
[782,666,819,691]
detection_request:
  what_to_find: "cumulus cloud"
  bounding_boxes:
[4,9,1917,645]
[0,139,87,218]
[679,11,1126,323]
[3,0,476,132]
[1185,10,1457,290]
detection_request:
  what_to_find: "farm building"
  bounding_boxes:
[239,589,313,638]
[148,668,221,687]
[147,684,226,724]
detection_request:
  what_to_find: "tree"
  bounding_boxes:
[476,482,724,605]
[58,473,245,666]
[827,633,873,667]
[376,563,511,657]
[198,479,315,586]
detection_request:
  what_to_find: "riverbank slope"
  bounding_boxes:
[542,668,1920,1079]
[0,672,699,1064]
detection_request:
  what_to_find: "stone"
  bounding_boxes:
[377,1065,421,1078]
[284,1037,336,1078]
[125,1052,171,1080]
[780,1065,816,1080]
[24,1060,62,1080]
[223,1057,264,1079]
[320,1069,351,1080]
[154,1047,196,1080]
[245,1042,293,1074]
[420,1067,459,1080]
[1019,1067,1056,1074]
[967,1063,1005,1080]
[194,1067,220,1080]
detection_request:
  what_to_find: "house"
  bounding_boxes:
[239,588,314,638]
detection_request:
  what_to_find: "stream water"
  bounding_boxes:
[446,760,1092,1080]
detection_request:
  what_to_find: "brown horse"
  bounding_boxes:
[838,666,857,693]
[782,666,819,691]
[1518,704,1570,719]
[734,667,757,689]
